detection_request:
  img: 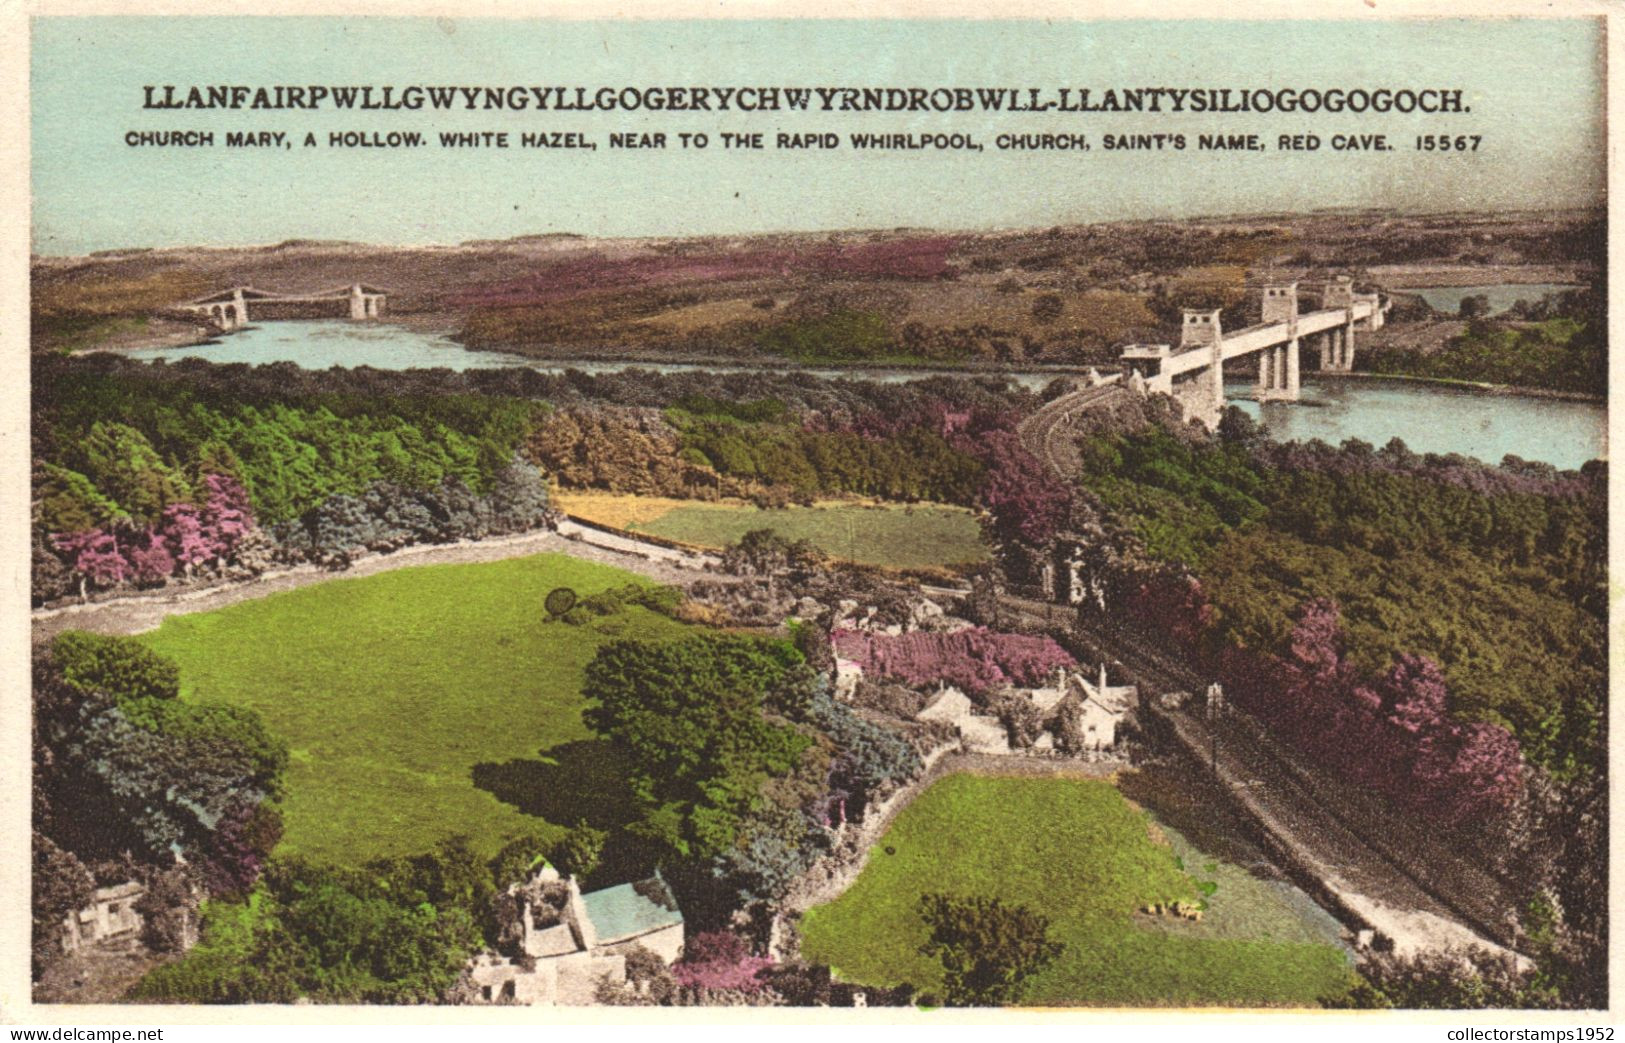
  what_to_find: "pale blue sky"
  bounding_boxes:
[31,17,1604,254]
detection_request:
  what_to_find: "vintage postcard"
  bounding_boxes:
[5,1,1616,1026]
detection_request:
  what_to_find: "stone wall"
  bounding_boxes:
[775,740,961,934]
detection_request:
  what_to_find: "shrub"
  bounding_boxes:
[544,587,578,618]
[549,822,607,884]
[992,692,1044,749]
[559,583,682,625]
[808,688,922,816]
[916,893,1064,1006]
[136,865,202,954]
[1031,293,1065,324]
[32,832,95,977]
[831,626,1074,696]
[673,930,774,993]
[52,630,180,703]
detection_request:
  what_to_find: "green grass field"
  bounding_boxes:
[138,553,693,866]
[798,774,1355,1008]
[631,501,988,570]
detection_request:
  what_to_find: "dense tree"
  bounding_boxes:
[582,635,818,862]
[134,857,482,1004]
[32,355,557,598]
[916,893,1064,1006]
[1065,415,1601,1005]
[583,636,924,913]
[1076,425,1604,785]
[34,634,285,888]
[721,528,826,580]
[1361,289,1604,395]
[52,630,179,703]
[528,407,744,499]
[34,461,127,535]
[978,430,1073,548]
[805,686,921,819]
[1220,599,1524,830]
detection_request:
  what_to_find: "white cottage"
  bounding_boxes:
[1027,664,1138,750]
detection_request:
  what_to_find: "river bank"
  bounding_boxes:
[1328,369,1605,405]
[450,342,1090,381]
[102,317,1098,387]
[94,319,1605,403]
[1363,262,1594,288]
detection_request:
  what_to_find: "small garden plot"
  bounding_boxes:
[798,774,1355,1007]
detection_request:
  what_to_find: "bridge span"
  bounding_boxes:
[1121,276,1387,428]
[177,283,388,331]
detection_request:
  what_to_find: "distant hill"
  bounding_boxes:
[30,211,1603,364]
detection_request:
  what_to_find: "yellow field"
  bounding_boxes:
[552,491,703,529]
[553,491,989,571]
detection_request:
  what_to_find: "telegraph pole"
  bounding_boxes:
[1205,682,1222,776]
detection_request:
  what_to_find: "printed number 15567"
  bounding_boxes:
[1416,134,1482,151]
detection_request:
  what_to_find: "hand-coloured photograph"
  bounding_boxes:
[14,8,1612,1018]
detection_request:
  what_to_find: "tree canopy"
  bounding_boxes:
[917,893,1064,1006]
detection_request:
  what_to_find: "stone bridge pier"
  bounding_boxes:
[1317,277,1358,372]
[1256,283,1302,400]
[1116,273,1384,431]
[199,289,248,331]
[349,283,384,319]
[1170,308,1225,428]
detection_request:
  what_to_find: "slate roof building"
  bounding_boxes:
[468,863,684,1006]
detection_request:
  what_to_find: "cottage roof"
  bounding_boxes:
[917,687,973,723]
[580,878,683,945]
[529,923,580,958]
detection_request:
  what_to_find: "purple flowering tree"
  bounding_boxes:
[832,626,1075,695]
[51,530,130,594]
[671,931,774,994]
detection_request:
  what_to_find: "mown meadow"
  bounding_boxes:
[138,552,692,865]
